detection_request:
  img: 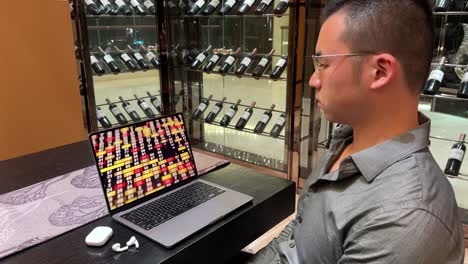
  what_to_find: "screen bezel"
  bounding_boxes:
[88,112,200,215]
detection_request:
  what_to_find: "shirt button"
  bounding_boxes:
[289,241,295,248]
[308,185,318,192]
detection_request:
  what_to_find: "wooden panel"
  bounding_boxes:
[0,0,86,160]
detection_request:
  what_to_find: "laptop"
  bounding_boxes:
[89,112,253,248]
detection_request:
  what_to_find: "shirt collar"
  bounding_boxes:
[327,112,431,183]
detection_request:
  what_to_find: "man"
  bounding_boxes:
[248,0,464,263]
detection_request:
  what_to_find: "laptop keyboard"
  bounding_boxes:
[121,181,226,230]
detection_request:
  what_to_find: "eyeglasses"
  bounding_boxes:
[310,53,375,71]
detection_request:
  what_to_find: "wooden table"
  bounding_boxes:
[0,141,296,264]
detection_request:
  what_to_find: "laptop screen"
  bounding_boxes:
[90,113,197,211]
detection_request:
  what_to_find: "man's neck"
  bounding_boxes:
[347,110,420,156]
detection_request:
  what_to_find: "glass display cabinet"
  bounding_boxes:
[71,0,306,181]
[429,5,468,210]
[72,0,164,132]
[165,2,295,174]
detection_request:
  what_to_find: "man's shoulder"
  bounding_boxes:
[375,149,454,203]
[372,149,460,231]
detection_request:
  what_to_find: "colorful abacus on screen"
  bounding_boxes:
[91,114,196,210]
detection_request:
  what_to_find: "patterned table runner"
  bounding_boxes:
[0,150,228,259]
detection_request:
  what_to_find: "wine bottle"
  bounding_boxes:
[129,0,147,15]
[203,49,223,72]
[69,1,76,19]
[205,97,226,124]
[235,101,256,130]
[219,0,236,15]
[106,98,128,124]
[98,47,121,73]
[178,0,192,12]
[423,57,446,95]
[74,44,80,60]
[167,0,179,13]
[252,49,275,78]
[254,0,273,14]
[134,94,156,118]
[119,96,141,122]
[84,0,101,15]
[273,0,288,15]
[444,133,466,176]
[96,106,113,128]
[203,0,220,15]
[74,42,80,59]
[146,91,162,113]
[90,55,106,75]
[184,48,201,65]
[188,0,206,15]
[127,45,149,70]
[254,104,275,133]
[434,0,452,12]
[235,48,257,76]
[270,55,287,79]
[220,99,241,127]
[114,46,139,71]
[270,113,285,138]
[192,95,213,120]
[114,0,133,15]
[237,0,255,14]
[458,69,468,98]
[140,44,160,68]
[143,0,156,14]
[191,45,212,69]
[170,43,183,64]
[100,0,119,15]
[219,48,241,75]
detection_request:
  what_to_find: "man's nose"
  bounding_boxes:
[309,71,321,89]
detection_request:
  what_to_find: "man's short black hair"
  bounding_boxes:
[321,0,434,93]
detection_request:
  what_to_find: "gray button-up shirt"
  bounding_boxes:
[249,113,464,264]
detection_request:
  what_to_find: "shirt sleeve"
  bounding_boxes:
[338,209,463,264]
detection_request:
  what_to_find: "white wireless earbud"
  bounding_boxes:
[126,236,139,249]
[112,243,128,252]
[112,236,139,253]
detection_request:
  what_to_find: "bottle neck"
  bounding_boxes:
[459,134,466,143]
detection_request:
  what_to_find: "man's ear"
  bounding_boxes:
[367,54,396,91]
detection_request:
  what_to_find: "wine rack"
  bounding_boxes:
[71,0,305,180]
[184,67,288,80]
[178,14,289,18]
[164,0,301,175]
[95,93,163,128]
[193,96,287,139]
[434,12,468,16]
[196,118,286,139]
[72,0,166,132]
